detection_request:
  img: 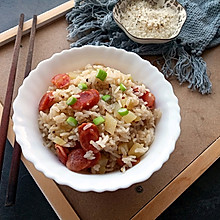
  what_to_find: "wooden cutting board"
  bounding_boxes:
[0,1,219,219]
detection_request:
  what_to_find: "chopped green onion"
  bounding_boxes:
[66,96,77,105]
[120,83,126,92]
[67,117,78,126]
[102,94,111,102]
[93,116,105,125]
[78,83,87,90]
[96,69,107,81]
[118,108,129,116]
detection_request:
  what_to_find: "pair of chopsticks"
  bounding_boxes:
[0,14,37,206]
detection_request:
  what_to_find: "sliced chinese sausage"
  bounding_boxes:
[55,144,69,165]
[51,73,70,89]
[78,123,99,153]
[71,89,100,111]
[89,89,100,105]
[132,88,155,109]
[71,90,94,111]
[74,141,82,149]
[66,148,92,172]
[88,151,101,168]
[141,91,155,109]
[78,123,99,136]
[78,127,99,153]
[39,91,54,112]
[116,158,125,167]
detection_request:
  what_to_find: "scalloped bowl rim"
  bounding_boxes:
[13,45,181,192]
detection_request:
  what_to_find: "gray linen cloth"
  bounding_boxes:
[66,0,220,94]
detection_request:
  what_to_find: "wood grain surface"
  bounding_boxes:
[132,138,220,220]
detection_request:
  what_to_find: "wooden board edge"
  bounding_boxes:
[0,0,75,47]
[21,154,80,220]
[132,137,220,220]
[1,1,219,218]
[0,103,80,220]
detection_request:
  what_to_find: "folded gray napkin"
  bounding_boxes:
[66,0,220,94]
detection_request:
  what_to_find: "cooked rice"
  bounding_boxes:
[38,64,161,173]
[83,150,95,160]
[120,0,180,39]
[83,123,93,130]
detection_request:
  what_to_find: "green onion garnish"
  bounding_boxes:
[67,117,78,126]
[96,69,107,81]
[78,83,87,90]
[120,83,126,92]
[66,96,77,105]
[118,108,129,116]
[102,94,111,102]
[93,116,105,125]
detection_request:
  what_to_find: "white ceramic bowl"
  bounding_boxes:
[13,46,180,192]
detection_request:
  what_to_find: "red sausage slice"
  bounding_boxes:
[51,73,70,89]
[78,123,99,135]
[71,89,100,111]
[66,148,92,172]
[78,123,99,153]
[133,88,155,110]
[117,158,125,167]
[39,91,54,112]
[55,144,69,165]
[89,89,100,105]
[88,151,101,168]
[141,91,155,109]
[71,90,94,110]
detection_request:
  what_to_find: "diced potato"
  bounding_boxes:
[120,98,128,107]
[118,143,129,155]
[98,155,108,174]
[105,113,117,135]
[127,99,139,109]
[68,71,79,79]
[113,103,122,120]
[98,166,106,174]
[128,143,148,158]
[134,116,141,122]
[53,136,66,146]
[99,155,108,167]
[127,141,134,149]
[128,75,133,81]
[122,111,137,123]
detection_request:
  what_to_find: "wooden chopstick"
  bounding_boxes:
[4,141,22,207]
[24,15,37,78]
[0,14,24,181]
[5,15,37,207]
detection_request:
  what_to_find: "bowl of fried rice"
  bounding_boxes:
[13,45,181,192]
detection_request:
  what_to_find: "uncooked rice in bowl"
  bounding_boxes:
[38,64,161,174]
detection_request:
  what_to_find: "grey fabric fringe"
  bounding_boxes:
[66,0,220,94]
